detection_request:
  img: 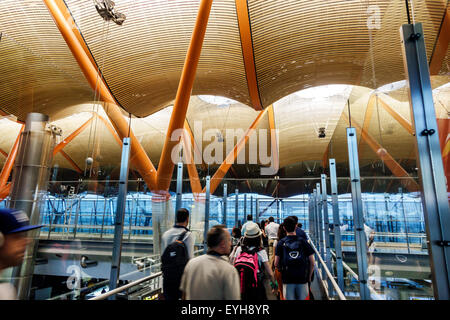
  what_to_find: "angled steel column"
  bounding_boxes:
[223,183,227,226]
[235,189,239,227]
[175,162,183,213]
[346,127,370,300]
[109,137,131,299]
[321,174,333,296]
[329,158,345,292]
[400,22,450,299]
[157,0,214,191]
[203,176,210,253]
[0,125,25,188]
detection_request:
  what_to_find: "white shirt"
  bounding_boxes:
[161,226,195,260]
[0,283,17,300]
[265,222,279,239]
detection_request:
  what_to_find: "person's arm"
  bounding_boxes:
[263,261,275,283]
[308,255,315,283]
[274,255,280,269]
[225,267,241,300]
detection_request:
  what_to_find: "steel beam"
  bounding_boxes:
[203,175,211,253]
[109,137,131,299]
[378,95,414,135]
[181,122,202,196]
[223,183,228,226]
[343,114,419,192]
[53,116,95,156]
[59,150,82,174]
[346,127,371,300]
[267,105,279,174]
[329,158,345,292]
[235,189,239,227]
[400,22,450,299]
[235,0,263,110]
[175,162,183,213]
[0,148,8,158]
[0,125,24,188]
[0,183,10,202]
[321,174,333,296]
[157,0,213,191]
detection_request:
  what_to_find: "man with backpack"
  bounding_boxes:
[274,216,315,300]
[161,208,195,300]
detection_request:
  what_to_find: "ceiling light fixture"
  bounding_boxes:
[94,0,126,25]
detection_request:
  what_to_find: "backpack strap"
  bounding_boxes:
[177,231,188,242]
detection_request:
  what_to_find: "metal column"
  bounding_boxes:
[276,198,280,223]
[329,158,345,292]
[109,137,131,299]
[203,176,211,253]
[235,189,239,227]
[316,183,324,260]
[10,113,55,300]
[250,195,253,219]
[400,23,450,299]
[243,193,247,222]
[255,199,259,224]
[223,183,227,226]
[175,162,183,213]
[321,174,333,296]
[346,127,370,300]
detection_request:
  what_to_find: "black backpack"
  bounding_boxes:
[280,237,310,284]
[161,231,189,285]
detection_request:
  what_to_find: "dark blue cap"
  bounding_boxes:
[0,208,42,235]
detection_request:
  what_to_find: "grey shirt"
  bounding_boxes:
[161,226,195,260]
[180,254,241,300]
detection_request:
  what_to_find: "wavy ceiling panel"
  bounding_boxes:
[0,0,93,121]
[65,0,249,117]
[248,0,447,107]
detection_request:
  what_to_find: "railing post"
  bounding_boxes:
[243,193,247,224]
[346,127,370,300]
[109,137,131,299]
[321,174,333,297]
[255,198,259,224]
[330,158,345,292]
[400,22,450,299]
[203,176,210,253]
[223,183,227,226]
[175,162,183,213]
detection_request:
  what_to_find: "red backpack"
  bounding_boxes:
[234,247,260,300]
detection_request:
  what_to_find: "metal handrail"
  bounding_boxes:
[89,271,163,300]
[329,250,384,299]
[89,249,204,300]
[308,240,346,300]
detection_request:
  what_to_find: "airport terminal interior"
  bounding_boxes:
[0,0,449,300]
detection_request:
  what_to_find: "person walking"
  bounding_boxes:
[231,222,277,300]
[274,217,315,300]
[264,217,279,262]
[180,225,240,300]
[161,208,195,300]
[241,214,254,235]
[0,208,42,300]
[271,223,287,300]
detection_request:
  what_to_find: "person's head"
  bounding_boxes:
[0,209,42,269]
[283,216,297,234]
[289,215,299,224]
[231,227,241,239]
[207,225,231,255]
[175,208,189,226]
[277,222,287,240]
[242,222,262,248]
[246,214,252,221]
[298,223,303,229]
[268,217,274,223]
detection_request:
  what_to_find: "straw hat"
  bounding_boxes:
[244,222,262,238]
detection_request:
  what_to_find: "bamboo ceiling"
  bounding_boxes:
[0,0,448,121]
